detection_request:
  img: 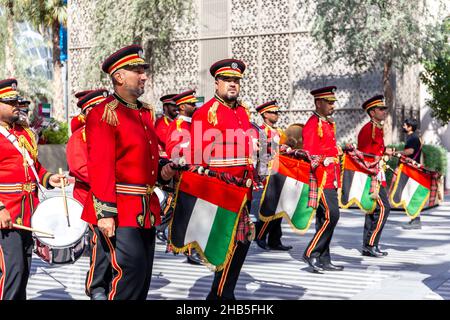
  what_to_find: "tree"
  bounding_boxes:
[309,0,446,142]
[21,0,67,121]
[420,17,450,124]
[0,0,16,77]
[0,1,52,102]
[83,0,191,101]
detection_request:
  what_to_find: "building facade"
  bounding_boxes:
[68,0,435,145]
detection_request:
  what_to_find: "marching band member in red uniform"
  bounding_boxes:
[154,94,178,158]
[253,100,292,252]
[67,89,109,205]
[0,78,66,300]
[357,95,392,257]
[302,86,344,273]
[165,90,198,162]
[165,89,203,265]
[70,90,93,133]
[81,45,176,300]
[66,89,111,300]
[190,59,255,300]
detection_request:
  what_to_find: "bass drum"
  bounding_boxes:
[31,196,87,265]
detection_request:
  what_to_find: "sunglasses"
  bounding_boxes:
[266,111,279,115]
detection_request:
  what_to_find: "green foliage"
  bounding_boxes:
[310,0,445,71]
[420,18,450,125]
[41,119,68,144]
[82,0,192,87]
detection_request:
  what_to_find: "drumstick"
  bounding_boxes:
[59,168,71,227]
[13,224,54,237]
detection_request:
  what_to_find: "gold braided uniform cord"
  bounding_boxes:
[208,101,219,126]
[101,99,119,126]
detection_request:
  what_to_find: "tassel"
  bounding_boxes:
[372,122,376,139]
[207,101,219,126]
[317,119,323,138]
[101,99,119,126]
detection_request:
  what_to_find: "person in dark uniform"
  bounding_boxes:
[357,95,393,257]
[400,118,423,229]
[253,100,292,251]
[301,86,344,273]
[190,58,255,300]
[0,78,66,300]
[80,45,176,300]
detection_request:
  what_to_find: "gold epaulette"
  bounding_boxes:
[142,102,156,122]
[101,98,119,126]
[208,101,219,126]
[176,118,183,132]
[239,100,251,119]
[77,114,86,123]
[20,127,38,160]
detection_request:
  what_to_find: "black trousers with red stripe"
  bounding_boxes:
[206,240,251,300]
[85,225,111,298]
[363,187,390,247]
[304,188,340,263]
[255,219,282,247]
[0,230,33,300]
[92,226,156,300]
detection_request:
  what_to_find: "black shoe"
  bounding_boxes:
[256,239,270,250]
[375,246,388,256]
[269,244,293,251]
[320,261,344,271]
[302,255,324,273]
[91,292,107,300]
[362,245,383,257]
[186,251,203,265]
[402,218,422,230]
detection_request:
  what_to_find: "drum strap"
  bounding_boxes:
[0,126,41,184]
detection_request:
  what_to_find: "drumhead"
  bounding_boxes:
[31,196,87,248]
[154,187,167,207]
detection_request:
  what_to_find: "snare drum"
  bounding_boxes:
[31,196,87,265]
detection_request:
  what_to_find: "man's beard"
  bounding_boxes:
[402,128,408,133]
[224,91,238,102]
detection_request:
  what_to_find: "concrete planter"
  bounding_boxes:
[37,144,67,173]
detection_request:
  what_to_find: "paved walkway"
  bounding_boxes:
[27,188,450,300]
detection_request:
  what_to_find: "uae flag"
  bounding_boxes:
[259,155,325,234]
[390,163,431,218]
[169,171,248,271]
[339,154,377,213]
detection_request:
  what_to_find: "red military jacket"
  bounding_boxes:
[70,114,85,133]
[302,113,340,189]
[81,94,162,228]
[190,95,255,197]
[154,115,172,156]
[358,120,387,186]
[165,115,191,161]
[66,126,89,205]
[357,121,385,157]
[0,124,53,227]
